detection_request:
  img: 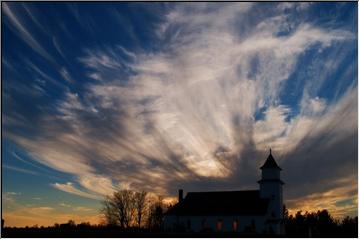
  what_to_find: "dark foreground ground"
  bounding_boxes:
[1,227,358,238]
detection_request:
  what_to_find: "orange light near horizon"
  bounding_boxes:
[3,211,101,228]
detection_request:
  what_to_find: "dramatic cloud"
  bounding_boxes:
[3,2,357,221]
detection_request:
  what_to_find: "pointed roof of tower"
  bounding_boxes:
[260,148,282,170]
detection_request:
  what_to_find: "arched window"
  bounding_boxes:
[216,219,223,231]
[232,219,239,231]
[187,219,191,230]
[251,219,256,232]
[201,218,207,229]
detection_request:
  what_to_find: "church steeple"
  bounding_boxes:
[260,148,282,170]
[258,148,285,234]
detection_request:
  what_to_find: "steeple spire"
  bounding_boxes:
[260,148,282,170]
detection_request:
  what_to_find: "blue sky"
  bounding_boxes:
[2,2,358,226]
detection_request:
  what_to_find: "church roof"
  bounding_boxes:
[166,190,270,216]
[260,149,282,170]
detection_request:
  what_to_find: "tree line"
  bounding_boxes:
[2,190,357,237]
[284,208,357,237]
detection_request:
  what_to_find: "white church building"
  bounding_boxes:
[164,149,285,235]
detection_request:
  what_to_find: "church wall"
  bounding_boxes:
[164,215,268,233]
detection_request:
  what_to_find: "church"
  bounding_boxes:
[164,149,285,235]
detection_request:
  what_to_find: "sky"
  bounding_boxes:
[2,2,358,227]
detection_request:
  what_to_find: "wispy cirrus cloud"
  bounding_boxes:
[3,2,75,89]
[52,182,102,200]
[2,3,54,62]
[4,165,39,176]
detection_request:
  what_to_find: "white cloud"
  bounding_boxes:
[77,174,117,196]
[59,203,71,207]
[52,182,102,200]
[79,49,123,69]
[59,67,73,83]
[4,165,39,176]
[6,192,22,196]
[35,207,54,211]
[3,192,22,207]
[277,2,313,12]
[52,37,67,61]
[74,206,93,212]
[253,105,291,149]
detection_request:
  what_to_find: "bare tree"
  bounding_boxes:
[101,196,118,226]
[147,196,165,230]
[101,190,149,229]
[113,190,136,228]
[101,190,133,228]
[134,191,147,228]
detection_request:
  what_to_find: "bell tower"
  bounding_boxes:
[258,149,284,234]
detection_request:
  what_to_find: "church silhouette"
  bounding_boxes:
[164,149,285,235]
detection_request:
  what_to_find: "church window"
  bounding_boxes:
[201,218,207,229]
[232,219,239,231]
[251,219,256,232]
[216,219,223,231]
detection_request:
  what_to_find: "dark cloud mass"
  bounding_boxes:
[3,2,357,218]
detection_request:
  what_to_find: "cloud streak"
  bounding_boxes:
[2,3,54,62]
[52,182,102,200]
